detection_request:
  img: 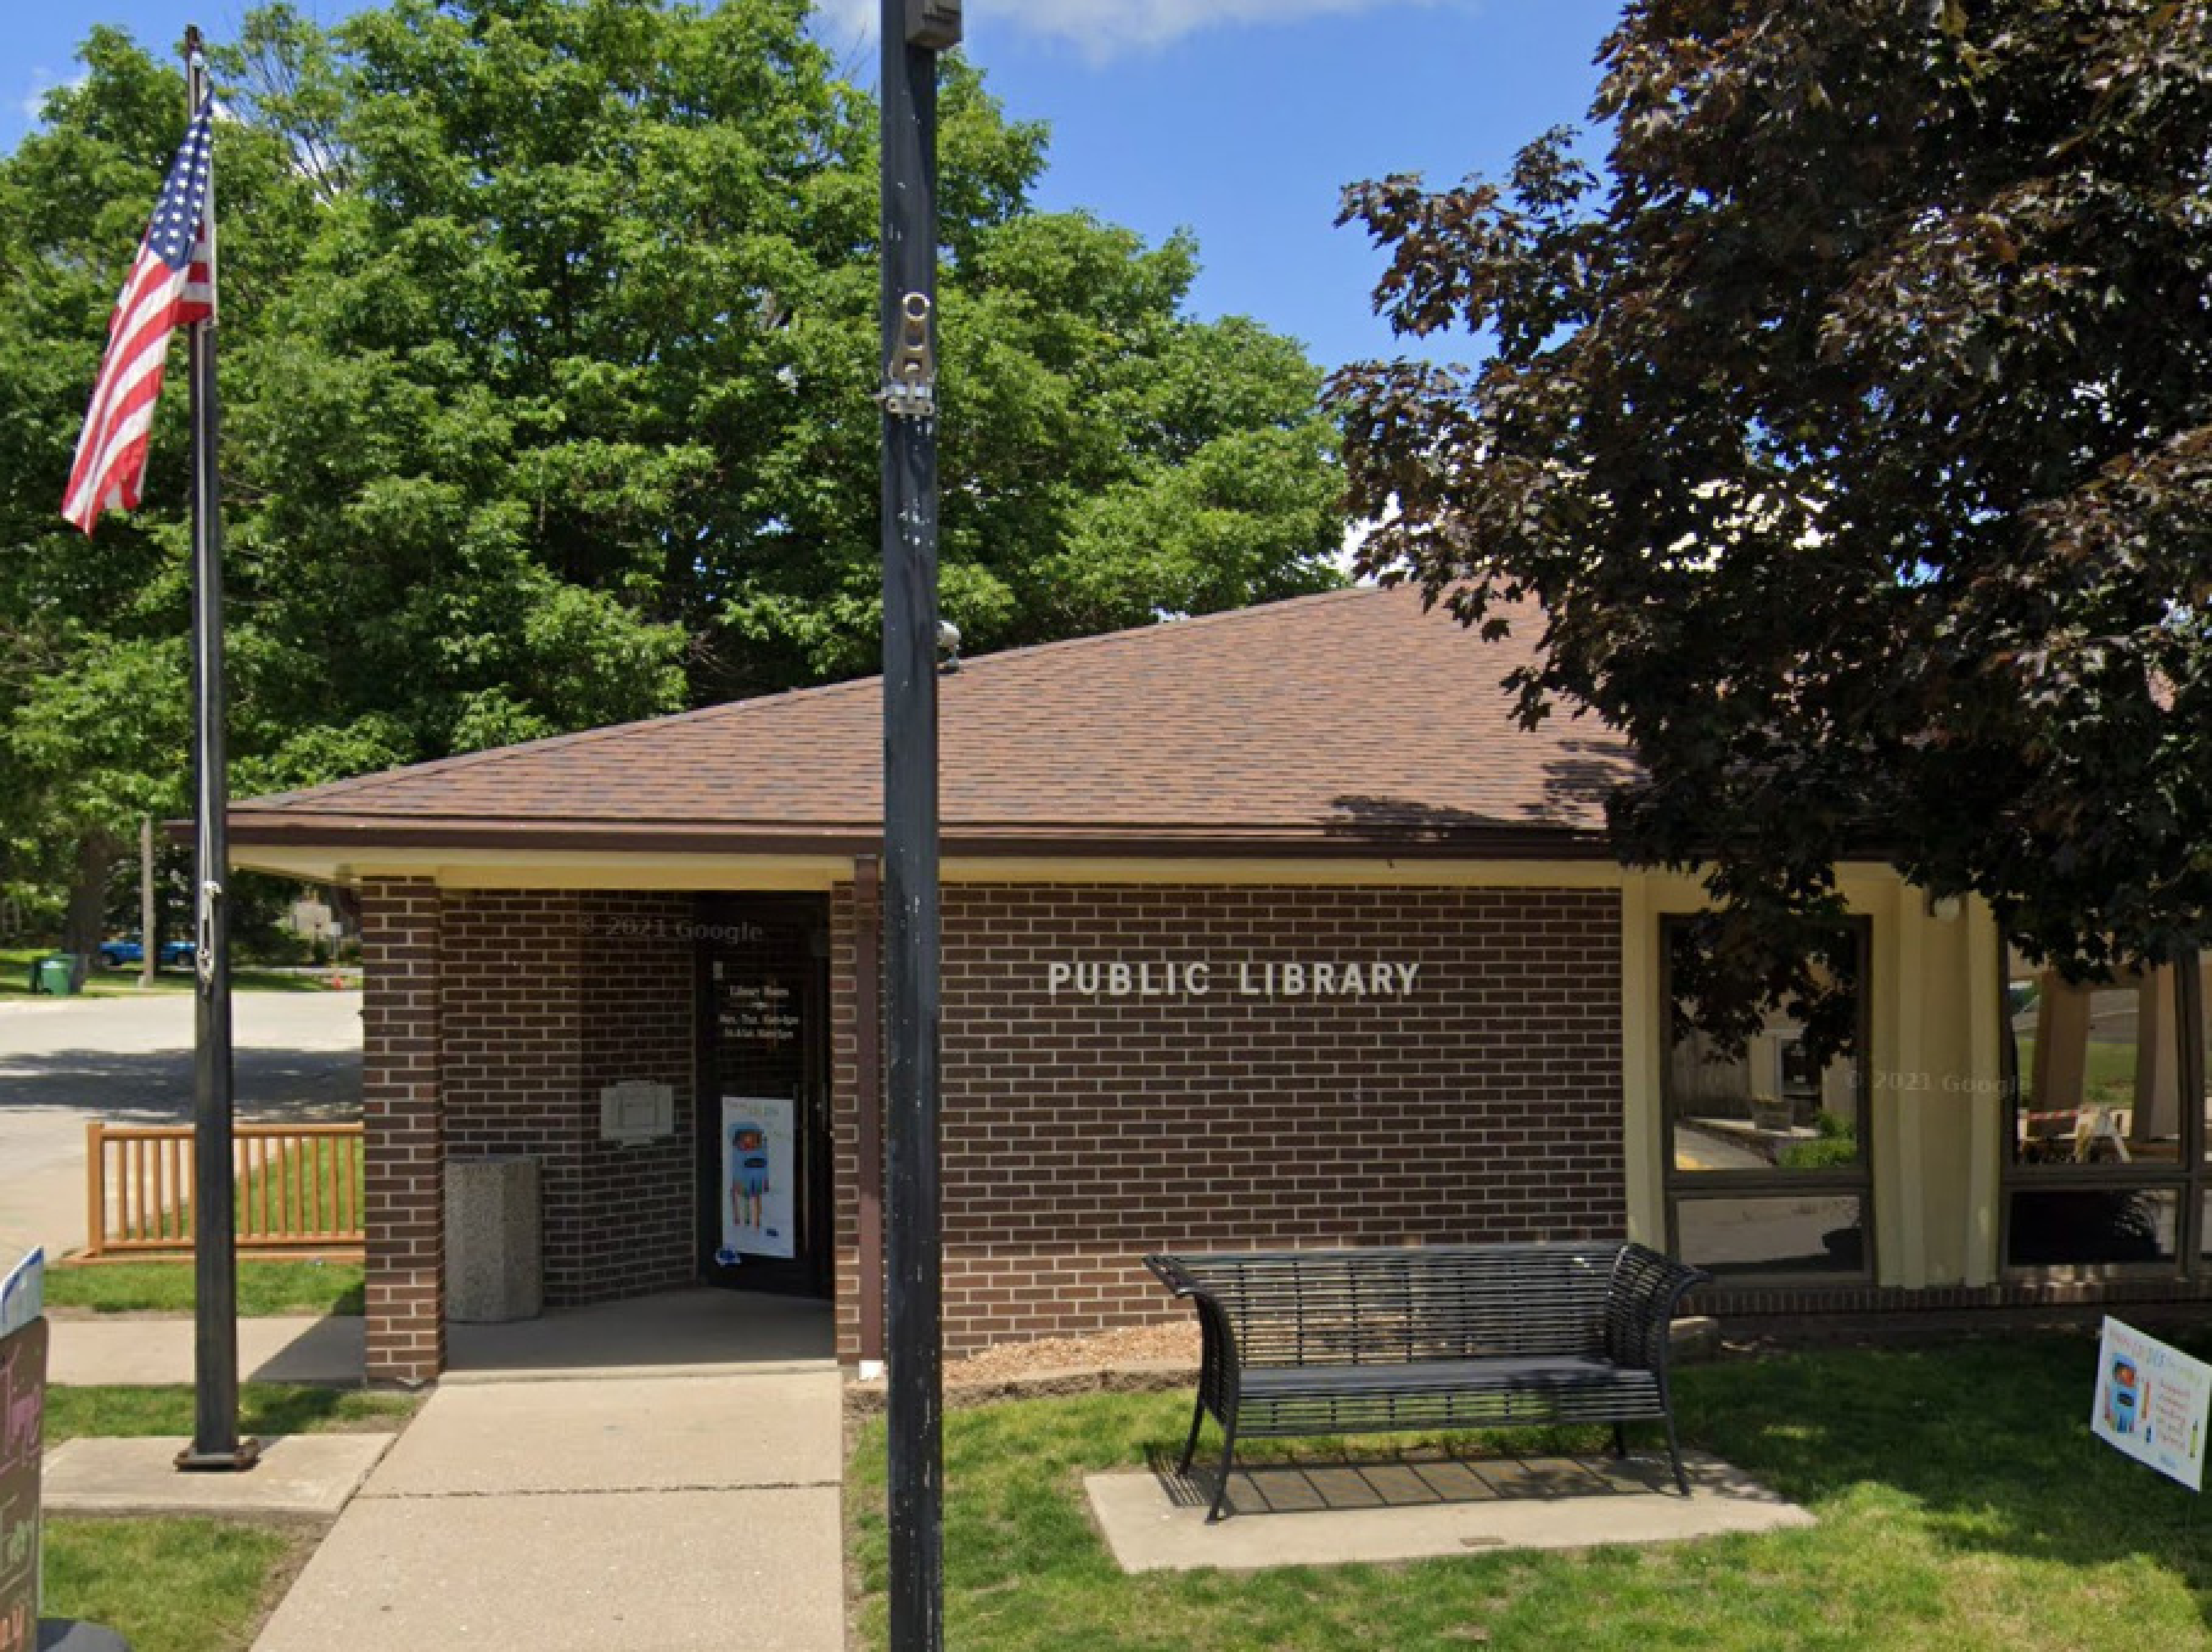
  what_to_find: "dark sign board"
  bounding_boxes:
[0,1314,46,1652]
[719,980,801,1051]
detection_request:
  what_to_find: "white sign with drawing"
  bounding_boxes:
[2091,1317,2211,1492]
[717,1096,796,1262]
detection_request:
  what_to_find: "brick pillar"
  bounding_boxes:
[361,876,446,1383]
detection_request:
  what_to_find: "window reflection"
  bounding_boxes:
[2202,953,2212,1167]
[1668,927,1865,1176]
[2009,960,2185,1167]
[1677,1195,1867,1277]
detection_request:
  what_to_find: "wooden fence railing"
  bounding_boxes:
[83,1121,365,1259]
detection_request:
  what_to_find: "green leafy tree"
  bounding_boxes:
[0,26,322,954]
[1334,0,2212,1052]
[0,0,1344,936]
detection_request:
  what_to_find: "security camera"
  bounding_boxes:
[938,619,962,673]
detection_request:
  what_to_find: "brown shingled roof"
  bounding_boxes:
[232,586,1636,858]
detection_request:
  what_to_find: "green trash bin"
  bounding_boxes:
[34,954,80,995]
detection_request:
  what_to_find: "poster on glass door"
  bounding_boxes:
[718,1096,796,1262]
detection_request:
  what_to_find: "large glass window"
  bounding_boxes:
[2004,950,2210,1272]
[1664,918,1873,1281]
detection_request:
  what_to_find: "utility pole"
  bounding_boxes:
[880,3,959,1649]
[139,816,155,991]
[176,25,255,1474]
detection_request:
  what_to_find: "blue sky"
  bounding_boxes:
[7,0,1620,369]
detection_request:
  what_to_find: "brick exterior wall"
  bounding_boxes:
[835,883,1628,1361]
[360,877,445,1383]
[830,882,866,1361]
[360,885,697,1378]
[440,892,587,1301]
[363,874,2212,1378]
[574,893,697,1301]
[435,890,697,1308]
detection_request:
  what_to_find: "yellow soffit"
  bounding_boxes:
[236,842,1913,897]
[239,844,1641,892]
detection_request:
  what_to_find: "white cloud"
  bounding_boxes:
[19,69,87,125]
[816,0,1449,61]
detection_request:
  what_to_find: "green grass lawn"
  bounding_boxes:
[46,1259,365,1316]
[45,1382,418,1446]
[849,1331,2212,1651]
[37,1385,418,1651]
[0,943,357,998]
[2014,1034,2141,1110]
[43,1517,309,1652]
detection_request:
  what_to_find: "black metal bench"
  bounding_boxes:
[1144,1241,1710,1520]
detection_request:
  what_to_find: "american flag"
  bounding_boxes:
[61,98,216,534]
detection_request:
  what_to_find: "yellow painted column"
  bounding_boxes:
[1619,877,1665,1247]
[1888,888,1930,1288]
[1851,876,1908,1286]
[1964,901,2003,1286]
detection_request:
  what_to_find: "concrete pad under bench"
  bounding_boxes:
[43,1432,396,1518]
[1085,1450,1812,1572]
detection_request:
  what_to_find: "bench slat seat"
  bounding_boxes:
[1242,1356,1658,1401]
[1146,1241,1709,1520]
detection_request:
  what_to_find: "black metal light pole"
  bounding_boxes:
[177,25,255,1474]
[880,2,959,1647]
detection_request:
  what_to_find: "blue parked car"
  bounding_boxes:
[97,937,195,969]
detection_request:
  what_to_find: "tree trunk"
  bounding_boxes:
[60,829,121,988]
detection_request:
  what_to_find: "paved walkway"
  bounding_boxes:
[46,1283,827,1388]
[255,1292,846,1651]
[47,1314,364,1387]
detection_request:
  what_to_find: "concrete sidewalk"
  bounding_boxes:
[47,1314,363,1387]
[253,1364,846,1652]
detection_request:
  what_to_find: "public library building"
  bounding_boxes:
[228,587,2212,1384]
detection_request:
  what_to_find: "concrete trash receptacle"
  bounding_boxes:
[446,1155,543,1323]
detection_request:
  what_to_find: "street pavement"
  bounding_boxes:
[0,990,362,1261]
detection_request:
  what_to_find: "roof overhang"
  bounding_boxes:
[224,813,1621,891]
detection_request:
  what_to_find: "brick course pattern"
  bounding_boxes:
[361,886,697,1376]
[835,883,1628,1361]
[360,877,446,1384]
[437,891,697,1308]
[574,893,697,1301]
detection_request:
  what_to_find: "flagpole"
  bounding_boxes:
[177,23,255,1475]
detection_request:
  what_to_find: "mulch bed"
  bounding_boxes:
[846,1320,1200,1414]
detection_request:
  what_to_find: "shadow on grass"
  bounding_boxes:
[236,1383,390,1435]
[46,1382,416,1446]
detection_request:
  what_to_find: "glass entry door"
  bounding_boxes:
[695,895,831,1297]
